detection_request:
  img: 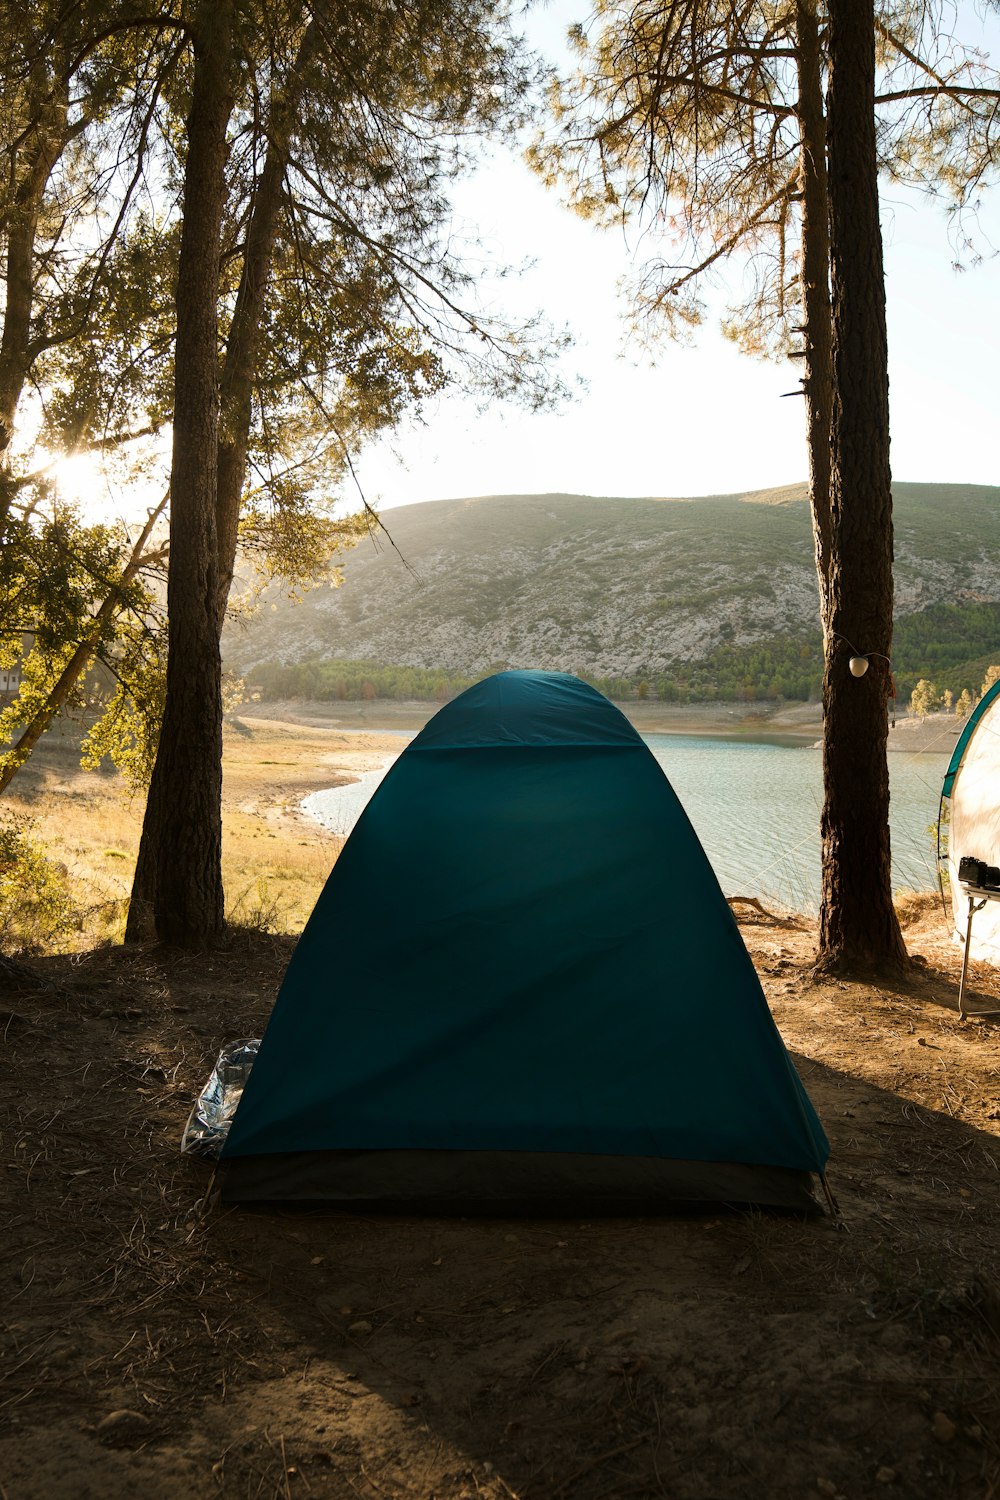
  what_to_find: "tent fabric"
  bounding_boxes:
[943,680,1000,960]
[221,670,829,1208]
[943,679,1000,796]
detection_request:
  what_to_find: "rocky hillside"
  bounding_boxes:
[223,483,1000,681]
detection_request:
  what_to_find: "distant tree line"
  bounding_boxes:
[243,654,826,706]
[909,666,1000,719]
[244,602,1000,708]
[246,659,481,703]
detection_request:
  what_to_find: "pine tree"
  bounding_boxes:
[535,0,1000,973]
[1,2,556,946]
[124,0,556,945]
[126,0,235,947]
[818,0,908,972]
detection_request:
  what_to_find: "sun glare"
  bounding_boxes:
[44,444,166,527]
[50,449,105,508]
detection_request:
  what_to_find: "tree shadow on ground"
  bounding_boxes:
[193,1048,1000,1500]
[2,939,998,1500]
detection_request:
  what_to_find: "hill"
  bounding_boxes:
[223,483,1000,699]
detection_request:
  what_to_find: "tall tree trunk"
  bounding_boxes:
[0,59,71,533]
[0,497,166,795]
[818,0,907,974]
[126,2,235,947]
[215,21,317,636]
[795,0,834,637]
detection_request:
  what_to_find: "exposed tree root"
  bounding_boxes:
[726,895,806,929]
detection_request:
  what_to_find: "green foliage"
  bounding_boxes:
[534,0,1000,359]
[236,505,371,602]
[39,214,179,451]
[889,610,1000,704]
[891,602,1000,680]
[0,0,561,814]
[1,509,127,666]
[896,656,1000,722]
[0,816,77,955]
[79,633,167,792]
[0,501,166,792]
[247,658,480,703]
[579,635,826,704]
[221,672,247,717]
[247,642,825,707]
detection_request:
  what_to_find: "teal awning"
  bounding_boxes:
[942,679,1000,797]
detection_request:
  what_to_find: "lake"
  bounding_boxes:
[302,734,950,914]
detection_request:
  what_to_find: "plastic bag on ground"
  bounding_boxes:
[181,1039,260,1159]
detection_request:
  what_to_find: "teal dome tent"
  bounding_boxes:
[222,671,829,1210]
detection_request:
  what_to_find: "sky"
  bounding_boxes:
[352,2,1000,511]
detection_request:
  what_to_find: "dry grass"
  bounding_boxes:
[0,714,397,948]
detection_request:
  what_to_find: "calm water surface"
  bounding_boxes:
[302,734,950,914]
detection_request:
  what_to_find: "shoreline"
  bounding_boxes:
[6,697,955,953]
[237,696,964,754]
[284,703,949,913]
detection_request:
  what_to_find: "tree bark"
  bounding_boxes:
[818,0,907,974]
[795,0,834,637]
[0,56,71,533]
[126,2,235,947]
[215,21,317,636]
[215,148,285,633]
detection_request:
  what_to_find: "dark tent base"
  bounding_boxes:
[221,1148,822,1214]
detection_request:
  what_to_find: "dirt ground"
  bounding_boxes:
[2,897,999,1500]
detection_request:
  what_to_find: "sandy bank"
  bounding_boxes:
[238,697,964,753]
